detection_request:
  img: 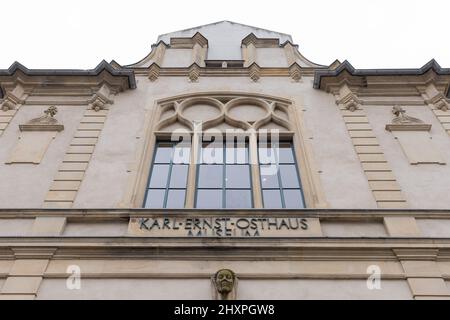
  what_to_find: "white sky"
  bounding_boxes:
[1,0,449,70]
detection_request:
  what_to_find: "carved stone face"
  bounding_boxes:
[215,269,235,294]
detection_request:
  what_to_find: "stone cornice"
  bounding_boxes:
[1,238,450,261]
[170,32,208,48]
[1,208,450,220]
[241,33,280,48]
[129,65,320,77]
[314,59,450,96]
[0,60,136,92]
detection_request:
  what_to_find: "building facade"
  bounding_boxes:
[1,21,450,299]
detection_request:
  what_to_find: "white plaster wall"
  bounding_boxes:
[63,222,128,236]
[417,219,450,238]
[256,48,288,67]
[161,48,192,67]
[365,105,450,208]
[321,221,387,237]
[36,279,212,300]
[73,74,374,208]
[237,279,412,300]
[0,219,34,236]
[0,104,84,208]
[35,278,412,300]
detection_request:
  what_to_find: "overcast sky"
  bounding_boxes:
[1,0,449,70]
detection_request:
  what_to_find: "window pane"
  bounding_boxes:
[196,189,222,208]
[198,165,223,188]
[280,165,300,188]
[173,145,191,164]
[226,143,248,164]
[260,170,279,189]
[144,189,165,208]
[226,190,252,208]
[169,165,188,188]
[225,165,250,188]
[262,190,283,209]
[283,189,305,209]
[258,145,277,164]
[149,164,169,188]
[278,143,295,163]
[154,144,173,163]
[201,143,223,164]
[166,189,186,209]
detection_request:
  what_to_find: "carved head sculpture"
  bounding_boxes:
[214,269,236,297]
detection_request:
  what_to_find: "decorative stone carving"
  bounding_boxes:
[1,84,25,111]
[434,98,449,111]
[386,106,431,132]
[88,84,114,112]
[148,64,161,82]
[188,64,200,82]
[156,94,292,132]
[391,106,423,124]
[289,63,302,82]
[19,106,64,132]
[248,63,261,82]
[340,94,360,112]
[335,84,361,112]
[213,269,237,300]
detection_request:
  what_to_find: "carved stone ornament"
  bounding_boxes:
[385,106,431,132]
[249,64,261,82]
[434,97,449,112]
[148,64,161,82]
[188,64,200,82]
[289,63,302,82]
[88,84,114,112]
[1,91,23,111]
[19,106,64,132]
[213,269,237,300]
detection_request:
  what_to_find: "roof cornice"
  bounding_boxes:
[0,60,136,90]
[314,59,450,93]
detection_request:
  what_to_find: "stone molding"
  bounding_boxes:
[335,85,408,208]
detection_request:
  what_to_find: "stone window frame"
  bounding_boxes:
[121,92,327,209]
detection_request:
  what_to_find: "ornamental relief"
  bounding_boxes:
[155,95,292,133]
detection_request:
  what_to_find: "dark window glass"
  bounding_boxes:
[225,165,250,188]
[196,189,222,209]
[278,143,295,163]
[169,165,188,188]
[149,164,170,188]
[195,139,252,209]
[154,144,173,163]
[262,190,283,209]
[283,189,304,209]
[279,165,300,188]
[226,190,252,208]
[198,165,223,188]
[259,142,305,209]
[260,167,279,189]
[144,142,189,208]
[166,189,186,209]
[144,189,165,208]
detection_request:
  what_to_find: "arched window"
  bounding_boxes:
[124,92,326,209]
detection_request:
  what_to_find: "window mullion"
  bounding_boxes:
[250,132,263,208]
[185,132,199,208]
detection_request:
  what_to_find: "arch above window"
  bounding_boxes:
[156,93,292,132]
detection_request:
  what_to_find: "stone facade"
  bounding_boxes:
[1,21,450,299]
